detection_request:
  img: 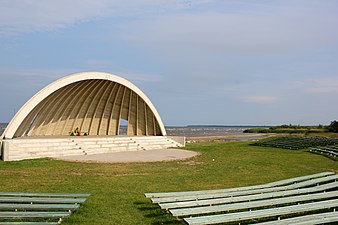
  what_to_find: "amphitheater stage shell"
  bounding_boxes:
[0,72,185,161]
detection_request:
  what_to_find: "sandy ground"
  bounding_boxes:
[54,148,199,163]
[53,134,268,163]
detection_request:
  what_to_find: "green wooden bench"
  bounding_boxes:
[145,171,333,199]
[0,192,90,224]
[170,190,338,217]
[146,172,338,225]
[151,174,338,203]
[310,147,338,158]
[183,199,338,225]
[159,180,338,210]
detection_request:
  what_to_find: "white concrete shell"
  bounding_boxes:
[2,72,166,139]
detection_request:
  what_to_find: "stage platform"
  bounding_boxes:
[0,136,185,161]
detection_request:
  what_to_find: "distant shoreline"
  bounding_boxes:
[0,124,270,128]
[0,124,268,138]
[167,125,270,128]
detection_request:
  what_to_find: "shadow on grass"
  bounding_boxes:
[151,220,184,225]
[139,205,160,211]
[134,200,159,211]
[134,201,184,224]
[149,212,185,225]
[134,201,148,205]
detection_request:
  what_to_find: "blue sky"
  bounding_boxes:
[0,0,337,126]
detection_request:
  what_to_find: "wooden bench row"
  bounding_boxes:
[150,173,338,203]
[171,190,338,216]
[251,211,338,225]
[309,146,338,159]
[0,192,90,224]
[145,172,338,224]
[145,171,334,199]
[159,179,338,210]
[184,199,338,225]
[253,136,338,150]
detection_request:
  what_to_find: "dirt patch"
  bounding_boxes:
[54,149,199,163]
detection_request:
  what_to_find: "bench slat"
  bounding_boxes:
[145,171,334,198]
[170,190,338,216]
[0,197,86,204]
[0,211,70,219]
[0,193,90,198]
[0,203,79,211]
[184,199,338,225]
[159,181,338,209]
[0,222,58,225]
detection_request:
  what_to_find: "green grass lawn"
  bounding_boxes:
[0,141,337,224]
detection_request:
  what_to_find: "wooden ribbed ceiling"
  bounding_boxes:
[14,79,162,137]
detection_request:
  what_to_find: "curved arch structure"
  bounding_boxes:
[2,72,166,139]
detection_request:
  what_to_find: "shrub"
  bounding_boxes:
[327,120,338,133]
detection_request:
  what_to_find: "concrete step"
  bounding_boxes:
[3,136,185,161]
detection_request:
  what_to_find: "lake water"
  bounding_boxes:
[166,126,269,141]
[0,123,267,140]
[166,126,254,137]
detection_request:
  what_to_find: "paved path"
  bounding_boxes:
[54,149,199,163]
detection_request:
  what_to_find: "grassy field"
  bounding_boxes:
[1,141,337,224]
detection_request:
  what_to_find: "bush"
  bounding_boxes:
[327,120,338,133]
